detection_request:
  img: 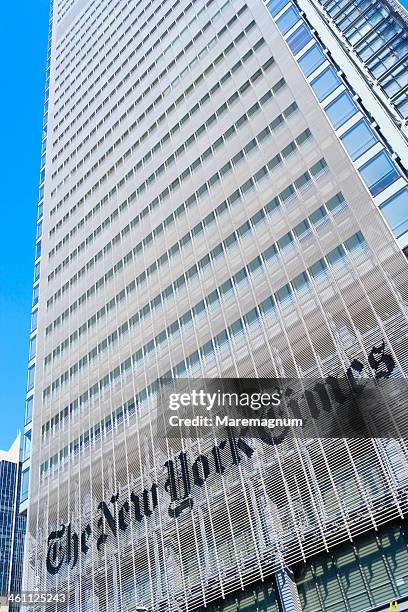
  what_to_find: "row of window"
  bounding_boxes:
[40,230,366,464]
[51,33,270,207]
[303,49,404,200]
[48,53,277,260]
[268,0,407,237]
[44,188,343,383]
[44,193,341,396]
[56,0,141,60]
[57,0,77,23]
[44,177,339,379]
[45,99,301,335]
[55,0,221,123]
[50,37,267,247]
[46,94,300,309]
[48,67,282,282]
[51,0,244,162]
[45,160,331,384]
[49,16,258,224]
[53,4,245,187]
[356,19,403,67]
[45,176,340,387]
[321,0,408,117]
[53,0,229,126]
[379,188,408,239]
[56,0,160,69]
[51,10,253,218]
[20,467,29,503]
[338,0,383,34]
[52,0,167,155]
[292,40,408,232]
[366,35,408,83]
[24,395,33,426]
[52,0,220,172]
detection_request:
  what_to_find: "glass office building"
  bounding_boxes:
[301,0,408,121]
[22,0,408,610]
[0,436,26,611]
[295,0,408,255]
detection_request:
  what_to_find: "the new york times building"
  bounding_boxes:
[21,0,408,609]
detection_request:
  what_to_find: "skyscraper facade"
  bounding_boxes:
[301,0,408,125]
[22,0,408,610]
[297,0,408,254]
[0,436,26,611]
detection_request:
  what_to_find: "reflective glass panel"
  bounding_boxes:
[277,6,300,33]
[359,151,400,196]
[325,91,357,128]
[298,44,326,76]
[341,119,377,160]
[380,188,408,238]
[267,0,289,17]
[311,67,341,101]
[287,24,313,55]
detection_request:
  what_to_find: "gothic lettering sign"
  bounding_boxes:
[46,432,255,575]
[46,343,396,574]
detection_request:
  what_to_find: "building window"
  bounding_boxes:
[276,283,293,303]
[32,285,39,307]
[294,219,311,238]
[280,184,296,202]
[20,468,30,502]
[310,206,327,226]
[35,241,42,260]
[337,0,373,31]
[346,6,389,46]
[381,61,408,97]
[359,151,400,196]
[28,336,37,361]
[311,66,341,101]
[276,6,300,34]
[287,24,313,55]
[355,20,402,62]
[325,91,358,128]
[298,44,326,76]
[34,262,41,282]
[296,522,408,612]
[260,296,276,315]
[295,171,311,191]
[394,89,408,118]
[27,365,35,391]
[325,0,352,17]
[344,231,366,252]
[326,192,346,212]
[380,188,408,239]
[309,258,328,278]
[30,310,38,333]
[267,0,289,17]
[278,231,294,250]
[310,158,328,177]
[367,37,408,80]
[327,245,346,266]
[292,271,309,291]
[340,119,377,160]
[23,431,31,462]
[25,397,33,425]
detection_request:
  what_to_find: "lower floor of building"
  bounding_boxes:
[201,519,408,612]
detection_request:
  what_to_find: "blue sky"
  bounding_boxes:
[0,1,407,451]
[0,1,49,450]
